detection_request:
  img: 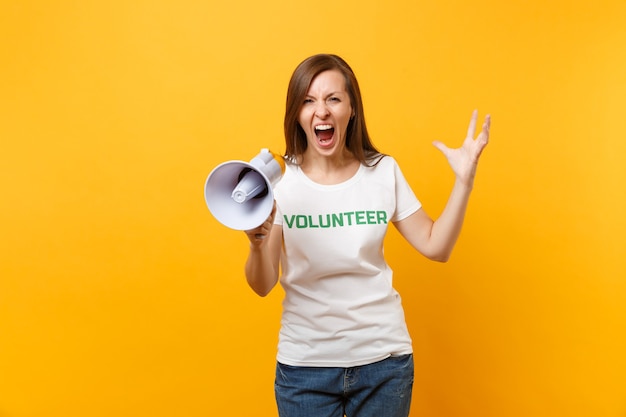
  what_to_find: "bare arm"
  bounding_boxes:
[394,110,490,262]
[244,204,282,296]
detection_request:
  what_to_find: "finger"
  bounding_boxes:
[481,114,491,143]
[432,140,450,156]
[267,202,277,224]
[250,227,268,241]
[252,212,275,240]
[466,109,478,139]
[476,115,491,148]
[246,225,266,241]
[472,115,491,159]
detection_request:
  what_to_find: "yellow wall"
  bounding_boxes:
[1,1,624,416]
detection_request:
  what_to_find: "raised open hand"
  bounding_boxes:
[432,110,490,187]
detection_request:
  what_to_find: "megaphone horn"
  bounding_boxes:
[204,149,285,231]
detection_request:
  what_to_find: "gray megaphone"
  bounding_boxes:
[204,149,285,230]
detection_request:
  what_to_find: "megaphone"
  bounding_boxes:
[204,149,285,231]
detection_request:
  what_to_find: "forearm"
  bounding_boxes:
[428,179,473,261]
[396,110,489,262]
[245,245,279,297]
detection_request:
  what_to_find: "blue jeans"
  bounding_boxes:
[275,354,414,417]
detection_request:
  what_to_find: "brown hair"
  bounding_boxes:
[284,54,384,165]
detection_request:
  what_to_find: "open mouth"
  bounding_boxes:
[315,125,335,143]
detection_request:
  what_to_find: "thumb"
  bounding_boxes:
[432,140,450,156]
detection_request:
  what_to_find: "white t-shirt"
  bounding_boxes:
[273,155,421,367]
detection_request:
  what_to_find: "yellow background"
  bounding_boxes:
[1,1,625,416]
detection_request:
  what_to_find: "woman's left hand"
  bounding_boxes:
[433,110,490,187]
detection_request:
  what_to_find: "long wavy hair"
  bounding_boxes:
[284,54,384,166]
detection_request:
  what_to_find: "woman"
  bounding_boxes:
[244,54,490,417]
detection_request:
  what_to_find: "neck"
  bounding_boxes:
[299,149,360,185]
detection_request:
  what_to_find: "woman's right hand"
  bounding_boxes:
[245,202,276,245]
[244,202,280,296]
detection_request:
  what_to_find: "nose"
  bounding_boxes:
[314,102,330,118]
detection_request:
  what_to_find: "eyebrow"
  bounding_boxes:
[304,91,346,99]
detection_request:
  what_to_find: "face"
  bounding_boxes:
[298,69,354,158]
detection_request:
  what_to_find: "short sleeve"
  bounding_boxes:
[390,159,421,222]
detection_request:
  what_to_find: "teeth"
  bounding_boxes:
[315,125,333,131]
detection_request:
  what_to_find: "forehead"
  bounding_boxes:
[307,69,347,94]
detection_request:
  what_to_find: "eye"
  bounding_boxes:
[303,98,314,104]
[328,96,340,102]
